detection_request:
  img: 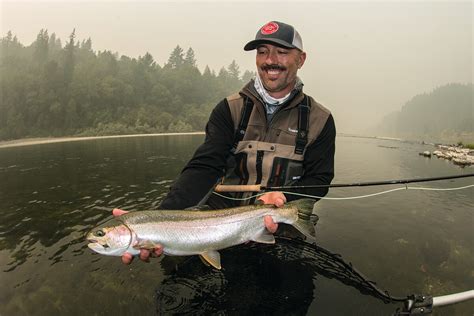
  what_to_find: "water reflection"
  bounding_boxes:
[0,135,472,315]
[156,238,400,315]
[0,135,201,272]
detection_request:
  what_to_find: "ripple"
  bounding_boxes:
[108,197,125,205]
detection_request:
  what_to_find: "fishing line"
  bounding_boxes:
[212,184,474,201]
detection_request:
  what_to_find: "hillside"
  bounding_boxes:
[372,83,473,143]
[0,30,255,140]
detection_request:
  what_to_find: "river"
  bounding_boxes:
[0,135,472,315]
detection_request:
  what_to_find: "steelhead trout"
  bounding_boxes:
[87,199,316,269]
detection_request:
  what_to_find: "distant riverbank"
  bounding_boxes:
[0,132,205,149]
[1,132,467,150]
[2,132,395,149]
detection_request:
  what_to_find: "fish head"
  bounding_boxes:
[87,218,133,256]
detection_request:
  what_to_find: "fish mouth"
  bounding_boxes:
[87,239,110,250]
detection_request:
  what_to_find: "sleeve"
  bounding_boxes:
[158,99,235,210]
[285,114,336,202]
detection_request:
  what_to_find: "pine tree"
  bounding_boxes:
[184,47,196,67]
[82,37,92,51]
[166,45,184,69]
[63,29,76,85]
[242,70,255,83]
[33,29,49,63]
[227,60,240,80]
[140,52,155,68]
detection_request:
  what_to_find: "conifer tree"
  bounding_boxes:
[184,47,196,67]
[166,45,184,69]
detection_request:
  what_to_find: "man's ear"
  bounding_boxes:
[298,52,307,69]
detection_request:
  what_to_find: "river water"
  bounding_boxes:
[0,135,472,315]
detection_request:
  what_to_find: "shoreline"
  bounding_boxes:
[337,133,404,142]
[0,132,464,149]
[0,132,205,149]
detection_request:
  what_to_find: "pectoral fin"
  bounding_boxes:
[251,229,276,244]
[133,239,160,250]
[199,250,221,269]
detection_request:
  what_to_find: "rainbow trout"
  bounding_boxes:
[87,199,316,269]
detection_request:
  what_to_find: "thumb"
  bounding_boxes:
[113,208,128,217]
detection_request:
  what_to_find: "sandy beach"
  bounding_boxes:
[0,132,205,149]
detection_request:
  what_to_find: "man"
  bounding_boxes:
[117,21,336,264]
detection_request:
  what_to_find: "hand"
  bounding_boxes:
[112,208,163,265]
[258,191,287,233]
[257,191,287,207]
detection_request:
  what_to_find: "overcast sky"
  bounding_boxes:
[1,0,472,133]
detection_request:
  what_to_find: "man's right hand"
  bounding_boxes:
[112,208,164,265]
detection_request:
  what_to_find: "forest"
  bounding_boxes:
[372,83,473,143]
[0,29,255,140]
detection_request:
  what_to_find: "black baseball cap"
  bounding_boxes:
[244,21,303,51]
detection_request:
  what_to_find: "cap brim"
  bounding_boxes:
[243,38,297,51]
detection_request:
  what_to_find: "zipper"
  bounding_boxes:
[255,150,264,186]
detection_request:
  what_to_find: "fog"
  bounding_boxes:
[1,0,472,133]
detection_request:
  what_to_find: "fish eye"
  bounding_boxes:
[94,229,105,237]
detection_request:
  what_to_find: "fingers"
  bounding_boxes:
[139,249,150,262]
[113,208,128,216]
[274,197,285,208]
[257,192,287,207]
[121,246,163,265]
[153,245,164,257]
[121,252,134,265]
[264,215,278,233]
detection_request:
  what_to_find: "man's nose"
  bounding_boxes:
[265,50,279,64]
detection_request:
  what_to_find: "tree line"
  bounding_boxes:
[372,83,473,142]
[0,29,255,140]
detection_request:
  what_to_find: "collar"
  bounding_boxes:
[253,75,303,106]
[241,78,305,112]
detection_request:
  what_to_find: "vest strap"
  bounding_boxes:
[232,96,254,152]
[295,95,310,155]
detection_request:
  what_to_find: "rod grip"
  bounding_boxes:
[214,184,262,192]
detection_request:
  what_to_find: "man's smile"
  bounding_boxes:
[262,65,286,80]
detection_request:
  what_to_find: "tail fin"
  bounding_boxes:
[288,199,317,241]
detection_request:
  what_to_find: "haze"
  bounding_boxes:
[1,0,472,133]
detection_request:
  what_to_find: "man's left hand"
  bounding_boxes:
[258,191,287,233]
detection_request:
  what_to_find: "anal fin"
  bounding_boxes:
[199,250,221,269]
[251,229,276,244]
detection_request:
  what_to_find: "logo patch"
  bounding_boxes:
[288,128,298,133]
[261,22,279,35]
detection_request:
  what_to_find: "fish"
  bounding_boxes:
[86,198,316,269]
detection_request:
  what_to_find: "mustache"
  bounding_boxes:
[261,64,286,71]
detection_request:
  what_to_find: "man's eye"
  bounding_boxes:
[278,50,288,54]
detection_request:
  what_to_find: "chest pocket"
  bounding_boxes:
[232,141,304,187]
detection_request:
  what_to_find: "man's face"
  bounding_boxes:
[256,44,306,98]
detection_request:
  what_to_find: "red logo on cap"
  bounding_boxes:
[261,22,279,35]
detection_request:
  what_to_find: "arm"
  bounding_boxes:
[159,99,235,210]
[285,114,336,202]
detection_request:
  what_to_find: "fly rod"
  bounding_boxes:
[214,173,474,192]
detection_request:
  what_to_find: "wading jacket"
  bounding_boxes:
[159,80,336,210]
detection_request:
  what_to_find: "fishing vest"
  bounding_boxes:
[213,85,331,206]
